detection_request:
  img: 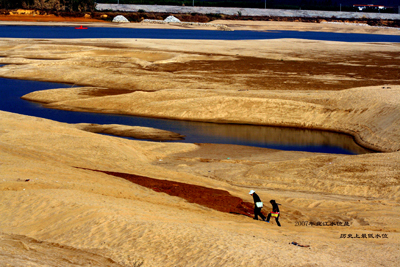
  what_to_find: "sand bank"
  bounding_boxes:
[73,123,185,141]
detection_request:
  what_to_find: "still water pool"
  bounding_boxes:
[0,77,372,155]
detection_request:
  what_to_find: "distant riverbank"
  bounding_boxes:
[96,4,400,21]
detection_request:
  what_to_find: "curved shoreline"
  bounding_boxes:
[20,85,399,153]
[17,90,369,154]
[36,99,381,153]
[52,105,391,153]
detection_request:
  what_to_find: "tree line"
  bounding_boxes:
[0,0,96,12]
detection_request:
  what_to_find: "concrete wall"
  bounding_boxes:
[96,4,400,20]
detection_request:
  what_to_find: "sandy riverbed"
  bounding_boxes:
[0,19,399,266]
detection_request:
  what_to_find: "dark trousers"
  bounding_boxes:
[266,213,281,226]
[254,207,266,221]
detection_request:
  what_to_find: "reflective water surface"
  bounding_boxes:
[0,77,372,154]
[0,25,399,42]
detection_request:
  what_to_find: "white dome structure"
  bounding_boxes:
[112,15,130,23]
[164,16,181,23]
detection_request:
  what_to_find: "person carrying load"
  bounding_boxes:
[249,190,267,221]
[266,199,281,227]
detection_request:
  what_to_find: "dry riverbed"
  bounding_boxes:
[0,20,399,266]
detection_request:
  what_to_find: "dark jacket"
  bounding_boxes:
[270,200,280,213]
[252,193,262,204]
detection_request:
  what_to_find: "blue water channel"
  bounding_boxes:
[0,25,399,42]
[0,25,385,154]
[0,77,372,155]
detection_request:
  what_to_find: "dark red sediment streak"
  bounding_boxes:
[79,168,257,217]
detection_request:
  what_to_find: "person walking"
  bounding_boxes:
[249,190,266,221]
[266,199,281,226]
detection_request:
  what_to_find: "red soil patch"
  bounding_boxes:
[0,15,107,23]
[83,168,259,218]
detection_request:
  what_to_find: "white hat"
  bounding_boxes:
[249,190,255,195]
